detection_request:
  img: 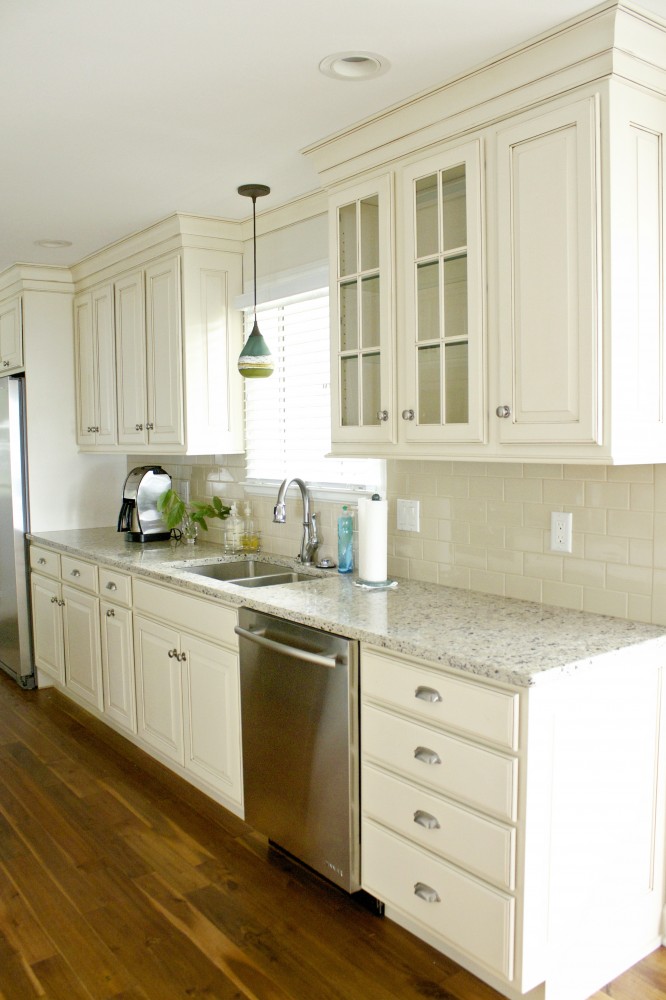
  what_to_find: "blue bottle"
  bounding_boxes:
[337,505,353,573]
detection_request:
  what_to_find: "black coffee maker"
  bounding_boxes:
[117,466,171,542]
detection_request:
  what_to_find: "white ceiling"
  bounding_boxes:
[2,0,665,274]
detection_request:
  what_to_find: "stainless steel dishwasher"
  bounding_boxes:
[235,607,360,893]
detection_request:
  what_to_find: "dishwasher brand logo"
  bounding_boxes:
[325,860,344,878]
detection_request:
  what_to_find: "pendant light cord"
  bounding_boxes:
[252,195,258,324]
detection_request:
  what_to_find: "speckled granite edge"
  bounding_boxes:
[29,528,666,688]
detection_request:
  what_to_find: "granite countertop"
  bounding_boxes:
[29,527,666,688]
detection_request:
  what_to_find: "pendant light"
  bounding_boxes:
[237,183,273,378]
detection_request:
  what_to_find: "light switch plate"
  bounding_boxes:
[397,499,420,532]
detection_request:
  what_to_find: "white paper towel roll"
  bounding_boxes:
[358,497,388,582]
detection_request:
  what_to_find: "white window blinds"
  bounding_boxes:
[244,291,383,491]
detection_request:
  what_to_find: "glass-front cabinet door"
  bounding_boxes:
[329,175,394,445]
[400,140,485,444]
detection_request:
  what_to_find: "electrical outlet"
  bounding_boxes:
[550,511,573,553]
[397,499,420,532]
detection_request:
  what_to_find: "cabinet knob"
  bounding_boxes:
[70,569,81,578]
[414,882,441,904]
[177,651,187,662]
[415,685,442,703]
[2,361,9,368]
[168,648,178,658]
[414,746,441,766]
[402,409,415,421]
[87,426,93,433]
[414,809,441,830]
[496,404,511,418]
[58,599,65,607]
[376,410,389,422]
[106,608,115,618]
[106,582,117,591]
[146,422,154,430]
[94,425,100,433]
[50,596,58,604]
[135,424,144,431]
[38,557,46,565]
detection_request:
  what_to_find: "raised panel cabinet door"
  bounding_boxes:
[180,634,242,805]
[0,295,23,371]
[30,574,64,683]
[133,615,183,763]
[100,600,136,733]
[145,255,183,447]
[62,585,103,711]
[329,174,395,445]
[115,269,148,447]
[74,286,117,447]
[495,97,600,444]
[400,140,485,445]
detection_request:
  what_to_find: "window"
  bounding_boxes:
[243,291,383,494]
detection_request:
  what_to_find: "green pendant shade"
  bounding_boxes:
[238,318,274,378]
[237,183,273,379]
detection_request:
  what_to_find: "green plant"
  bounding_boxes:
[157,489,231,532]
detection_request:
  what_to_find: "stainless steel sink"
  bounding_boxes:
[182,559,314,587]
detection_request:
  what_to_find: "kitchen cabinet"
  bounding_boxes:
[30,546,103,709]
[99,567,136,734]
[0,294,23,373]
[360,643,666,1000]
[73,215,245,456]
[329,175,394,445]
[132,578,242,807]
[309,5,666,464]
[73,284,117,447]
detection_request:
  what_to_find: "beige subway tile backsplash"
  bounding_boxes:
[154,455,666,628]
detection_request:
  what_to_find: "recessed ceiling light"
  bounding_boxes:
[319,51,390,81]
[34,239,72,248]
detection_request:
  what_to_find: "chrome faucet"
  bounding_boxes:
[273,478,320,564]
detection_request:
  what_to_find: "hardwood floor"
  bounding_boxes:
[0,670,664,1000]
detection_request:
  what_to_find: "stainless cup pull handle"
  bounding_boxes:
[106,582,118,592]
[402,408,415,421]
[415,685,442,703]
[414,882,440,903]
[414,810,441,830]
[414,746,441,766]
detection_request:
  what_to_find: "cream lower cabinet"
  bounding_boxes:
[30,546,103,710]
[361,644,666,1000]
[132,578,242,808]
[99,567,136,733]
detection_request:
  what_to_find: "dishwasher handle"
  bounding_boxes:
[234,624,340,669]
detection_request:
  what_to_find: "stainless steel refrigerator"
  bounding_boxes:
[0,375,34,688]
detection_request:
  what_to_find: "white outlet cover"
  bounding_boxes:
[550,511,573,553]
[397,498,420,532]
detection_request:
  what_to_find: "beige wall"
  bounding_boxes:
[147,454,666,627]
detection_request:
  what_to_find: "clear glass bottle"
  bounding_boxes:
[337,505,354,573]
[224,503,243,553]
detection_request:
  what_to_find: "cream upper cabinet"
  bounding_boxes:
[308,4,666,464]
[74,284,117,447]
[329,175,394,445]
[0,295,23,373]
[494,98,599,447]
[116,258,183,449]
[73,215,245,456]
[399,140,485,445]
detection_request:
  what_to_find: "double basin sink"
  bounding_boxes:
[181,559,316,589]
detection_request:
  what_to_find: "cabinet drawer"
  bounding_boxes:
[133,579,237,649]
[30,545,60,579]
[99,567,132,607]
[362,763,515,890]
[362,820,515,981]
[363,647,519,750]
[363,704,517,821]
[61,555,98,593]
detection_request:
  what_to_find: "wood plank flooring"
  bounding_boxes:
[0,668,663,1000]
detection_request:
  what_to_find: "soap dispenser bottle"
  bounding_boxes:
[337,505,354,574]
[225,503,243,553]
